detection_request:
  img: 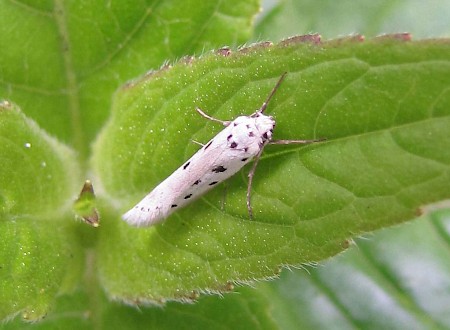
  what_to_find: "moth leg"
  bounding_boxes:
[196,107,231,126]
[190,139,204,147]
[269,138,325,145]
[247,147,265,219]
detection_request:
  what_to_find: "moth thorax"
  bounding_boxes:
[255,113,275,142]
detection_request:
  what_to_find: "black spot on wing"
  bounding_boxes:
[241,158,248,162]
[230,141,237,148]
[192,179,201,186]
[248,131,254,137]
[184,194,192,199]
[171,204,178,208]
[227,134,233,141]
[183,161,190,170]
[212,165,227,173]
[209,181,218,186]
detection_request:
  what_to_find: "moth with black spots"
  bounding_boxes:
[122,73,323,227]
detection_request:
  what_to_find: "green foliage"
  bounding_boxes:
[0,0,257,159]
[93,40,450,304]
[0,0,449,328]
[0,101,83,321]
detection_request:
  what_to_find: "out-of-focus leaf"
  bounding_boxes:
[256,0,450,40]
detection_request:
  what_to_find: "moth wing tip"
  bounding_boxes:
[121,206,165,227]
[122,208,147,227]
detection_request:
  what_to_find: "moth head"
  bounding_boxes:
[254,112,276,142]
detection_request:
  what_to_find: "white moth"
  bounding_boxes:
[123,73,322,227]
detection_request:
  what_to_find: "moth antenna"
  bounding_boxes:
[196,107,230,126]
[259,72,288,114]
[190,139,204,147]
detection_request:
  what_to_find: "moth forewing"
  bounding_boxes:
[122,115,266,227]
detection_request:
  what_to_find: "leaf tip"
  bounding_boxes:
[73,180,100,227]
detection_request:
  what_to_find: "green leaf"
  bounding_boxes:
[2,277,277,329]
[93,39,450,302]
[256,0,450,41]
[3,209,449,329]
[0,0,259,159]
[263,208,450,329]
[0,0,260,322]
[0,102,83,321]
[2,0,450,326]
[0,102,79,218]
